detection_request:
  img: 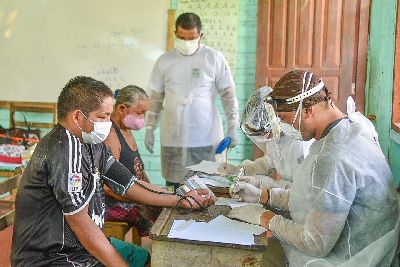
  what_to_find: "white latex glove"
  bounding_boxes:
[227,127,237,148]
[229,182,261,203]
[227,204,266,225]
[238,176,262,188]
[239,175,286,190]
[144,128,154,153]
[218,163,241,176]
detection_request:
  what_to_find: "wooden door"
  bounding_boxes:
[256,0,370,112]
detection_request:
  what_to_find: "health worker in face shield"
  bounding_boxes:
[218,86,313,197]
[144,12,239,190]
[228,70,400,267]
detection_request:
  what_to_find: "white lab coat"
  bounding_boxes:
[146,44,238,182]
[147,44,236,147]
[245,135,313,182]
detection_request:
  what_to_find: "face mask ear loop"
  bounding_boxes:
[297,72,313,132]
[80,110,95,124]
[292,72,307,131]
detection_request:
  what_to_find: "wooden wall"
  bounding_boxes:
[366,0,400,184]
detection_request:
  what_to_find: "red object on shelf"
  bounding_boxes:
[0,155,22,164]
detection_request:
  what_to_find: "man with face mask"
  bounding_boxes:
[144,12,239,190]
[11,76,214,267]
[227,70,400,266]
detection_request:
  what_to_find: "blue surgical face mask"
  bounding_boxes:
[76,111,112,144]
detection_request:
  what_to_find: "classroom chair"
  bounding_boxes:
[9,101,57,129]
[103,221,141,246]
[0,172,22,266]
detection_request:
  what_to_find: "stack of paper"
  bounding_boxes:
[198,175,232,188]
[167,215,266,246]
[215,197,260,209]
[186,160,222,175]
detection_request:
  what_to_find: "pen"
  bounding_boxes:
[225,147,229,166]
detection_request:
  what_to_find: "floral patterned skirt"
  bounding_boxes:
[105,195,162,237]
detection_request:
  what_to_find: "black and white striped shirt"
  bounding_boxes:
[12,124,135,266]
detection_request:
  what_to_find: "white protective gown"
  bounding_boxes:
[268,112,400,266]
[146,44,238,182]
[245,135,313,184]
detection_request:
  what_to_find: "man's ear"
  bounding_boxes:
[303,106,314,119]
[72,110,81,124]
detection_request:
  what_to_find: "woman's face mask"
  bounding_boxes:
[175,37,200,56]
[123,113,145,130]
[77,111,112,144]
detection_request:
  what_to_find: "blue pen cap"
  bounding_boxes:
[215,136,231,154]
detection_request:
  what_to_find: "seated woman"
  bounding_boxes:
[104,85,161,244]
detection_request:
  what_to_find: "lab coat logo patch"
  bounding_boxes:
[192,68,200,78]
[68,173,82,193]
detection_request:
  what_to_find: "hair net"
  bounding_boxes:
[271,70,331,112]
[240,86,273,136]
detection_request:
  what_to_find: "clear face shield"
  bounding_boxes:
[240,86,279,154]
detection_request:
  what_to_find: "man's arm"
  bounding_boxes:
[125,181,178,206]
[219,87,239,147]
[124,180,214,209]
[102,156,214,209]
[65,206,129,267]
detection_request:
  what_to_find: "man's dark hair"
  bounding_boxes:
[272,70,331,112]
[57,76,113,121]
[175,12,202,33]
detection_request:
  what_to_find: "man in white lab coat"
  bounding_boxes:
[144,12,239,190]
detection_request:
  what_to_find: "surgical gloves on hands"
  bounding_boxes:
[144,129,155,153]
[218,163,241,176]
[229,182,261,203]
[237,176,262,188]
[227,204,266,226]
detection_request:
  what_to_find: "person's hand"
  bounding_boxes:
[238,176,262,188]
[227,204,269,226]
[218,163,241,176]
[179,189,215,210]
[228,204,275,227]
[144,128,154,153]
[227,128,237,148]
[229,182,261,203]
[240,175,286,190]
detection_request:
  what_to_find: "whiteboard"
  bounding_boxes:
[0,0,169,102]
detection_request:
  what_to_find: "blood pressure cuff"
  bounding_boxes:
[103,156,136,196]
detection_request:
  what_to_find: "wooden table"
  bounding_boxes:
[149,205,285,267]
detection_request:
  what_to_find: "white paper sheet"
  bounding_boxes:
[186,160,222,175]
[215,197,259,209]
[208,215,266,235]
[168,217,258,246]
[198,175,232,188]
